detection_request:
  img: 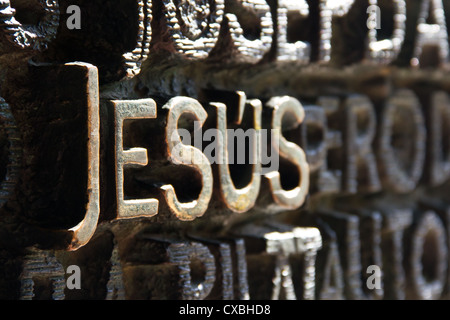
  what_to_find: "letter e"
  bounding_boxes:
[66,5,81,30]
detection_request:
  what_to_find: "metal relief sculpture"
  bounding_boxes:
[407,211,448,300]
[319,0,355,62]
[381,210,412,300]
[225,0,273,60]
[160,0,224,58]
[105,245,126,300]
[366,0,406,63]
[412,0,449,67]
[65,63,101,251]
[276,0,310,62]
[162,97,213,220]
[167,241,216,300]
[343,95,381,193]
[426,91,450,186]
[264,96,309,210]
[376,89,426,193]
[209,92,262,213]
[20,249,65,300]
[0,97,21,209]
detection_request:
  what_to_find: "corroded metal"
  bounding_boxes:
[209,92,262,213]
[228,238,249,300]
[412,0,449,67]
[301,101,342,194]
[225,0,273,61]
[376,89,426,193]
[426,91,450,186]
[381,209,412,300]
[167,241,216,300]
[161,0,224,58]
[123,0,152,75]
[343,94,381,193]
[317,210,365,299]
[267,223,323,300]
[367,0,406,63]
[235,223,322,300]
[316,240,344,300]
[318,0,354,62]
[3,0,450,302]
[276,0,310,62]
[407,210,447,300]
[20,248,65,300]
[357,210,384,300]
[187,235,248,299]
[264,96,309,210]
[106,245,126,300]
[0,97,21,208]
[265,231,297,300]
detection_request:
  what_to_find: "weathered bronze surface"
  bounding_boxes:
[111,98,159,219]
[1,0,450,302]
[0,0,59,51]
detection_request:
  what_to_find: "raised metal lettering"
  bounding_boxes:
[406,210,447,299]
[209,92,262,213]
[111,99,159,219]
[160,0,224,58]
[376,90,426,193]
[0,0,59,50]
[225,0,273,60]
[123,0,152,75]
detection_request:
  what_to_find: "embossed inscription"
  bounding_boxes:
[0,0,59,50]
[20,249,65,300]
[111,99,159,219]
